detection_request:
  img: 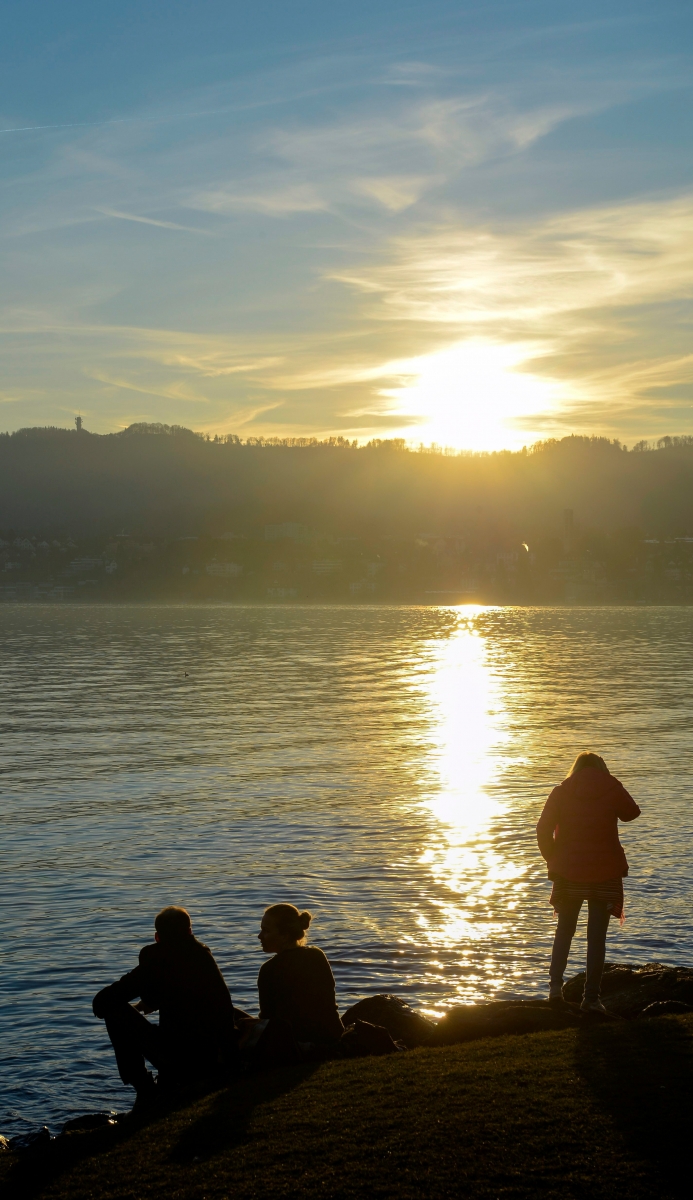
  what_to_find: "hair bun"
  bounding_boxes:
[299,911,312,930]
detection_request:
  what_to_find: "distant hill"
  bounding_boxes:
[2,424,693,539]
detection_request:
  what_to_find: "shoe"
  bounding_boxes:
[548,982,564,1002]
[580,998,608,1014]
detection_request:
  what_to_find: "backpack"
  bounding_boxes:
[339,1019,406,1057]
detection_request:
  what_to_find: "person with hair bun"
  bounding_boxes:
[537,752,641,1013]
[257,904,343,1045]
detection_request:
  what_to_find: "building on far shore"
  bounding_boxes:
[205,561,243,578]
[311,559,342,575]
[264,523,312,543]
[65,557,103,576]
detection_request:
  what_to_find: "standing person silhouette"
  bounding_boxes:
[537,752,641,1013]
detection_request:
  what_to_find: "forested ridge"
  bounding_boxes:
[3,424,693,539]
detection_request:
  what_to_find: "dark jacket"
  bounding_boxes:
[258,946,344,1043]
[536,768,641,883]
[93,936,237,1063]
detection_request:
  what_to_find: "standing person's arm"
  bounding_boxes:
[612,779,641,822]
[536,787,560,861]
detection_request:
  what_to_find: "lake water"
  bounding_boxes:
[1,604,692,1136]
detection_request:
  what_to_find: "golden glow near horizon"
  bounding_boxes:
[414,611,528,990]
[378,340,566,451]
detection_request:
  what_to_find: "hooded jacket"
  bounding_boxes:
[536,767,640,883]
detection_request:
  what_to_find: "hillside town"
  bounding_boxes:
[3,512,693,604]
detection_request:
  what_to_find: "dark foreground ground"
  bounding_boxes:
[1,1013,691,1200]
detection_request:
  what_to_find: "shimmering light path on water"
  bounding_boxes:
[1,605,692,1134]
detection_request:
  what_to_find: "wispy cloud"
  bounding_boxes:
[333,193,693,332]
[1,19,692,444]
[327,192,693,440]
[192,184,326,216]
[96,208,213,235]
[350,175,434,212]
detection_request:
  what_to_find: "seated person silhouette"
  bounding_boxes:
[93,906,237,1102]
[257,904,344,1046]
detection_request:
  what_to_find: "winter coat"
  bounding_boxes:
[258,945,344,1044]
[536,767,640,883]
[93,936,237,1064]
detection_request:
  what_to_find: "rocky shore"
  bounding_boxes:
[343,961,693,1048]
[2,961,692,1156]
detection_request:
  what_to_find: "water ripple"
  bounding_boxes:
[1,604,692,1133]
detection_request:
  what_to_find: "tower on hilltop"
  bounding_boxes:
[75,415,83,432]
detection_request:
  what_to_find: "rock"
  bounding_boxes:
[61,1112,119,1135]
[0,1135,10,1153]
[428,1000,582,1047]
[340,987,631,1052]
[341,994,436,1048]
[562,962,693,1017]
[8,1126,51,1153]
[639,1000,693,1018]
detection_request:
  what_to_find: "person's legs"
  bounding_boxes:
[549,900,582,986]
[584,899,610,1002]
[102,1001,164,1091]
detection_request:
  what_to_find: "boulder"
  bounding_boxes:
[61,1112,119,1135]
[352,964,693,1048]
[639,1000,693,1018]
[8,1126,51,1153]
[341,994,436,1048]
[562,962,693,1017]
[428,1000,582,1047]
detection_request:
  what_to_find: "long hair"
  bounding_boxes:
[568,751,609,777]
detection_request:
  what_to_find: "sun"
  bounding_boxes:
[378,339,565,451]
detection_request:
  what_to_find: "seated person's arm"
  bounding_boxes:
[93,947,159,1019]
[257,960,276,1021]
[92,965,146,1018]
[132,994,158,1015]
[319,954,344,1037]
[200,950,239,1061]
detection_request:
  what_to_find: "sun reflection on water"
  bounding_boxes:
[415,609,525,978]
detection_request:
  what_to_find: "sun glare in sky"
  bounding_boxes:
[380,341,564,451]
[1,2,692,441]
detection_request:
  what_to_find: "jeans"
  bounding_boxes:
[549,898,610,1001]
[103,1000,220,1091]
[103,1002,166,1090]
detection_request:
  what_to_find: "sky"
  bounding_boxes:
[1,1,692,450]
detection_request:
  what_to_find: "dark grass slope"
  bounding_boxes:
[2,1014,692,1200]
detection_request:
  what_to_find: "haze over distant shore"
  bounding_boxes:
[3,424,693,603]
